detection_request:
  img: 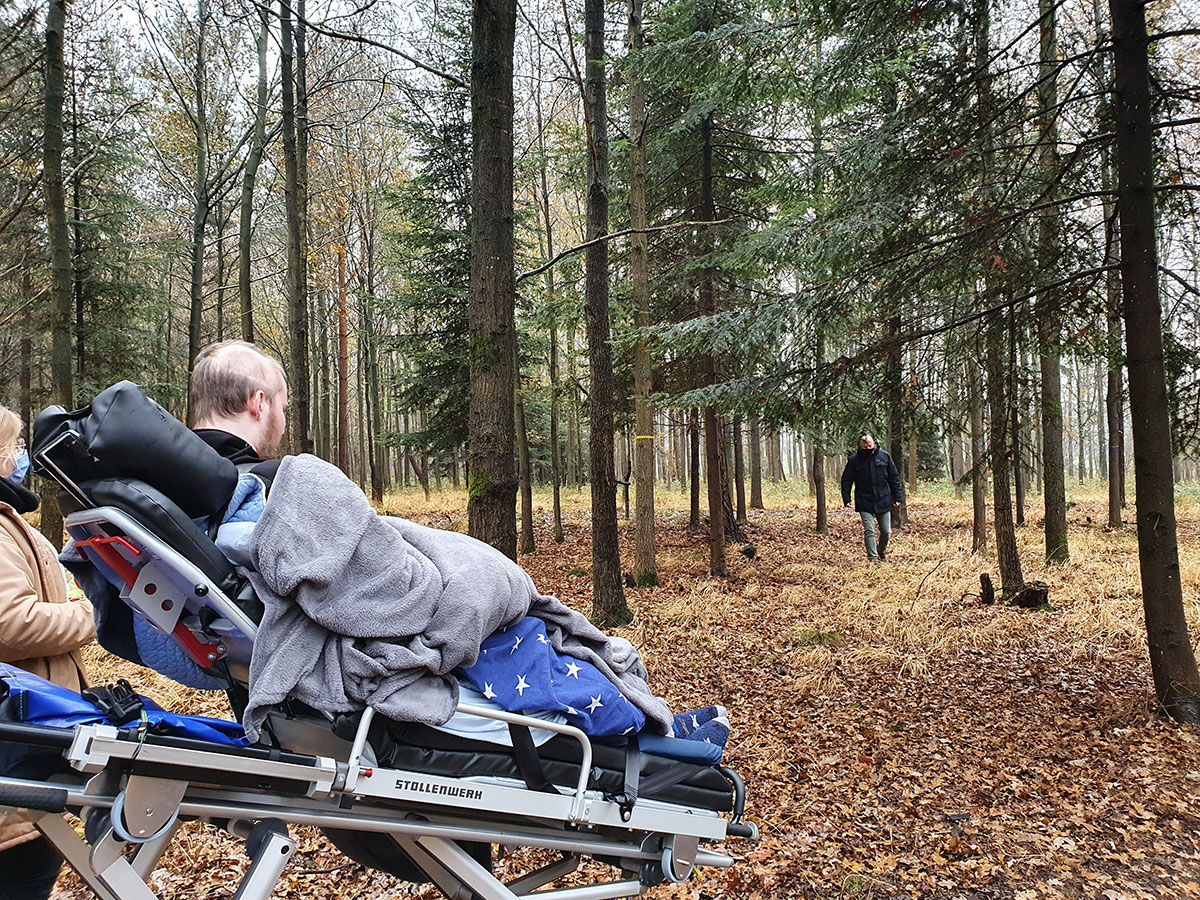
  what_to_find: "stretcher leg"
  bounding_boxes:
[416,835,515,900]
[232,819,296,900]
[395,834,480,900]
[30,812,131,900]
[505,853,581,894]
[129,820,181,880]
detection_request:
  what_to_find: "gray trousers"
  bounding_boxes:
[859,510,892,560]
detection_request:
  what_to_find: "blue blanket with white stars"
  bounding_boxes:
[458,616,645,738]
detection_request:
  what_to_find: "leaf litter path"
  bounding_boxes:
[58,493,1200,899]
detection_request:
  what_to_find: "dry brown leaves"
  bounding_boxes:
[53,485,1200,899]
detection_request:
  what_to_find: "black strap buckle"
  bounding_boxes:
[82,679,144,726]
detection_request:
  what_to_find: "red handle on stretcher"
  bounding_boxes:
[172,621,225,669]
[77,535,142,588]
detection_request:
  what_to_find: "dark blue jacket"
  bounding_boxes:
[841,447,903,514]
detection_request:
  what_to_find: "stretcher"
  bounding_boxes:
[0,412,756,900]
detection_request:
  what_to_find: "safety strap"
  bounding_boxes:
[615,735,641,821]
[507,724,556,794]
[638,760,699,799]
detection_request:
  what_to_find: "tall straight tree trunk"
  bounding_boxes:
[187,0,210,379]
[628,0,655,585]
[886,313,905,527]
[1109,0,1200,723]
[733,413,747,525]
[1013,349,1026,526]
[362,238,385,505]
[535,86,564,543]
[988,313,1024,594]
[516,369,535,554]
[237,3,270,341]
[467,0,518,557]
[336,240,349,472]
[969,360,988,553]
[1096,358,1108,480]
[280,0,306,453]
[1076,358,1086,481]
[292,0,312,454]
[813,321,827,532]
[42,0,71,548]
[688,408,700,529]
[699,115,726,577]
[1037,0,1069,562]
[317,291,330,459]
[20,267,32,433]
[749,415,764,509]
[812,435,827,534]
[583,0,629,622]
[1103,111,1126,520]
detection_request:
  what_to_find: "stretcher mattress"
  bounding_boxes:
[361,717,735,812]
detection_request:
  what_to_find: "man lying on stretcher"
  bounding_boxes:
[64,341,730,752]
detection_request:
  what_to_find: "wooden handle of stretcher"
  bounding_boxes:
[0,783,69,813]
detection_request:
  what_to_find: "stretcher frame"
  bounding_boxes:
[0,491,755,899]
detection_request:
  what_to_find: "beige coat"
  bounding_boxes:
[0,501,94,852]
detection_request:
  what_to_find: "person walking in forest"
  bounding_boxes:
[841,433,903,562]
[0,403,95,899]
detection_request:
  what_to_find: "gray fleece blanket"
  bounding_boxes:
[243,454,672,742]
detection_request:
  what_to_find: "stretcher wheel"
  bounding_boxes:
[661,846,692,884]
[110,791,179,844]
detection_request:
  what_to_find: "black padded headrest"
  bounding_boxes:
[32,381,238,520]
[65,478,239,595]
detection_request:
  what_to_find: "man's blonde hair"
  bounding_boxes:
[0,404,21,456]
[189,341,286,425]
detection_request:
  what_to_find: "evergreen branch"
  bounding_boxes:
[516,218,736,284]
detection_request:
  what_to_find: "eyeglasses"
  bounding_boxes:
[1,437,25,461]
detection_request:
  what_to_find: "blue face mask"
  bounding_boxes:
[6,451,29,485]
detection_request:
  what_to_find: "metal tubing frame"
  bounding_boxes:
[64,507,259,643]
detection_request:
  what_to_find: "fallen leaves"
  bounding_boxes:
[53,488,1200,899]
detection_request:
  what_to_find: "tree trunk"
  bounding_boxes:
[969,360,987,553]
[187,0,210,380]
[466,0,518,557]
[1109,0,1200,723]
[1037,0,1069,563]
[699,116,726,576]
[362,240,385,506]
[813,435,827,535]
[292,0,312,454]
[583,0,629,623]
[237,3,270,341]
[749,415,764,509]
[280,0,305,452]
[337,241,350,472]
[42,0,71,548]
[988,314,1024,594]
[629,0,656,585]
[535,87,564,544]
[688,408,701,528]
[733,413,747,525]
[1013,350,1026,526]
[516,364,535,555]
[886,313,905,527]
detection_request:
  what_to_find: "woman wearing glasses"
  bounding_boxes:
[0,403,94,900]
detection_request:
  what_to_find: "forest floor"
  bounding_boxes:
[57,482,1200,900]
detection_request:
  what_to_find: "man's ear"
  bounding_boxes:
[247,389,266,420]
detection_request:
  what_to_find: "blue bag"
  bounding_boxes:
[0,663,246,780]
